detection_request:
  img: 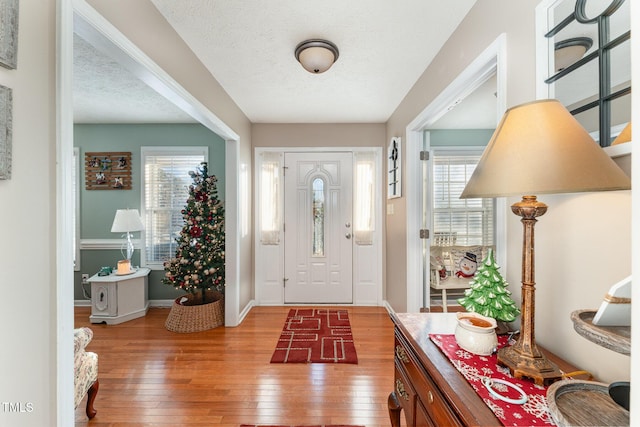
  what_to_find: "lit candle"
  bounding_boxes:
[117,259,131,275]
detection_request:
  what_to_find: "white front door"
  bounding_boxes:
[283,152,353,303]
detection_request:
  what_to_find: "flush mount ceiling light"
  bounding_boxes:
[295,39,339,74]
[554,37,593,72]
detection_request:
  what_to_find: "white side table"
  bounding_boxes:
[88,267,151,325]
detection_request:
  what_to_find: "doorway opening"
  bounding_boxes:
[254,147,383,306]
[405,34,508,313]
[58,1,243,424]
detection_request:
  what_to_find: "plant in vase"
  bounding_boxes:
[457,248,519,326]
[163,162,225,306]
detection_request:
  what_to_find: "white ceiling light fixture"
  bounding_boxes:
[295,39,339,74]
[554,37,593,72]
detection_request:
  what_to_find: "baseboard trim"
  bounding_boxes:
[75,299,390,326]
[237,299,255,325]
[74,300,92,307]
[149,299,176,308]
[382,300,395,315]
[74,299,176,308]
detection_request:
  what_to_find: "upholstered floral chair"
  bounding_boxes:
[74,327,99,419]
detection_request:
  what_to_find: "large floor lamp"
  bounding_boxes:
[461,99,630,385]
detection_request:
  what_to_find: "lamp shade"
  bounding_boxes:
[111,209,144,233]
[295,39,339,74]
[612,122,631,146]
[460,99,631,199]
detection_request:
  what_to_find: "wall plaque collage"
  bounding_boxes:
[85,152,132,190]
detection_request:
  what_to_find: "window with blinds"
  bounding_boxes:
[432,154,494,246]
[141,147,207,268]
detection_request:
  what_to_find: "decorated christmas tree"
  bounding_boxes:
[457,248,519,322]
[163,162,224,305]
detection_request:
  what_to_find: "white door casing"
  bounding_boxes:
[283,152,353,303]
[405,34,507,313]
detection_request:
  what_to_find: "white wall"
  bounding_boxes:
[520,191,630,382]
[0,1,57,426]
[386,0,633,384]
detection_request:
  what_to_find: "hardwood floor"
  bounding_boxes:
[74,306,397,427]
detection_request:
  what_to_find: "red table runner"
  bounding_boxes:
[430,334,556,426]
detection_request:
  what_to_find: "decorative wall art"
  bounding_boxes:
[387,137,401,199]
[0,0,19,70]
[85,152,132,190]
[0,84,11,180]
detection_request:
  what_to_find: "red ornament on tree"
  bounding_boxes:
[190,226,203,238]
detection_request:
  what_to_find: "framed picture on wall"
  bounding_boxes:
[387,137,401,199]
[85,152,132,190]
[0,84,12,180]
[0,0,19,70]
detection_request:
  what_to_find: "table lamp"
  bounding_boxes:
[111,209,144,274]
[460,99,631,385]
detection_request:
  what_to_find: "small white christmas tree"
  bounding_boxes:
[457,248,519,322]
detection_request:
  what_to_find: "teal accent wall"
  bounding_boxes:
[74,123,226,301]
[428,129,495,147]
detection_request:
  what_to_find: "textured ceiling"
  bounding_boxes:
[73,1,482,125]
[146,0,477,123]
[73,1,630,127]
[73,34,196,124]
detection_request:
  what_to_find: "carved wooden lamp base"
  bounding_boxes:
[499,196,563,387]
[497,344,562,386]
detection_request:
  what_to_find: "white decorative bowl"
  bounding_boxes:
[455,312,498,356]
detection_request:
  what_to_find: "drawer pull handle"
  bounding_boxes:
[395,379,409,401]
[427,390,434,404]
[395,345,409,364]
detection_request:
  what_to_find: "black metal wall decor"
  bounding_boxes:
[387,137,401,199]
[544,0,630,147]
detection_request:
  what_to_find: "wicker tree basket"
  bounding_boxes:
[165,290,224,333]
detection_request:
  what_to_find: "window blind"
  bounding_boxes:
[354,151,376,245]
[259,152,282,245]
[142,148,207,267]
[432,154,494,246]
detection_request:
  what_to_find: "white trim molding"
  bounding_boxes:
[405,34,508,313]
[80,238,142,250]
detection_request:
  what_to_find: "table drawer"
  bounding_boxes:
[394,363,416,424]
[395,336,462,427]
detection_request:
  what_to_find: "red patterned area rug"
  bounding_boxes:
[270,309,358,364]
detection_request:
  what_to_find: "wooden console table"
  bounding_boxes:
[388,312,578,427]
